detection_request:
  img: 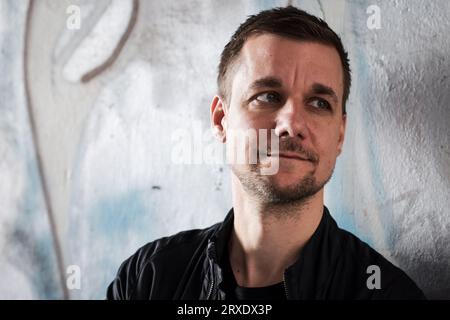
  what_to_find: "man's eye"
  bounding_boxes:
[255,92,281,104]
[309,98,331,110]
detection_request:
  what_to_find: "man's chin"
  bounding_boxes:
[260,187,319,205]
[262,170,312,185]
[251,174,322,204]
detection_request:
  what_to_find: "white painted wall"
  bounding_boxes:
[0,0,449,299]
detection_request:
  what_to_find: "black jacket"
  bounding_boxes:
[107,206,426,300]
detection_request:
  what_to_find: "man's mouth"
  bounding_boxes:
[268,152,310,161]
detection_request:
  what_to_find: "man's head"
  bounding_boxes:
[210,6,350,205]
[218,6,351,114]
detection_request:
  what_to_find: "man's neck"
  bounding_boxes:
[228,174,324,288]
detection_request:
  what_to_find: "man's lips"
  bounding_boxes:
[268,152,310,161]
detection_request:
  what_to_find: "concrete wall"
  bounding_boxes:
[0,0,448,299]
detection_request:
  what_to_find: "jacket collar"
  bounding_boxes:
[207,207,234,266]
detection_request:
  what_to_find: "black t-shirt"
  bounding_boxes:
[221,251,287,300]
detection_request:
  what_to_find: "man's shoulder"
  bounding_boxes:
[107,221,220,299]
[331,223,426,299]
[335,226,394,268]
[129,221,220,266]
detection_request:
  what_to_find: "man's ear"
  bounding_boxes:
[210,95,227,143]
[337,113,346,155]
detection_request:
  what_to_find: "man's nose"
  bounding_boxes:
[274,99,308,139]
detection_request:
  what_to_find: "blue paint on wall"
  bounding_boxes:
[349,1,394,250]
[92,190,149,236]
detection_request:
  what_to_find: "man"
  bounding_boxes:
[107,6,425,300]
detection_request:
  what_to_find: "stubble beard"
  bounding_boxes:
[231,162,333,207]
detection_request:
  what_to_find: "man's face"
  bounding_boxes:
[213,33,346,204]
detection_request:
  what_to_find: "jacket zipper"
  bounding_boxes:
[206,277,215,300]
[206,253,216,300]
[283,273,289,299]
[206,241,217,300]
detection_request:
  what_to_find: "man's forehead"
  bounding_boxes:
[241,33,339,61]
[235,34,344,94]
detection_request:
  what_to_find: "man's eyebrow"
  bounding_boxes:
[247,78,339,104]
[310,83,339,103]
[249,76,283,91]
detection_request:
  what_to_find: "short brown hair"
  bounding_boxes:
[217,6,351,114]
